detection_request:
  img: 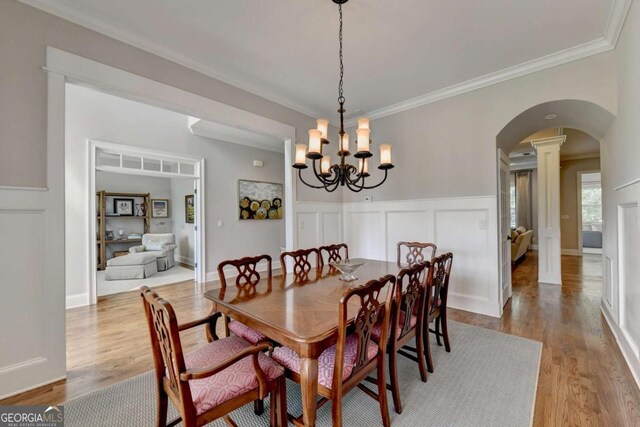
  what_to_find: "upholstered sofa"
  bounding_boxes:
[129,233,177,271]
[511,227,533,264]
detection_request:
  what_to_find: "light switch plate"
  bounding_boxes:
[364,196,373,202]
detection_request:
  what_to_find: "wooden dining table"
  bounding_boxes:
[203,258,404,427]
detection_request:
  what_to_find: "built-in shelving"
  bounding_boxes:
[96,191,150,270]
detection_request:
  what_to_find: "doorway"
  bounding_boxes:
[88,141,205,299]
[578,171,603,255]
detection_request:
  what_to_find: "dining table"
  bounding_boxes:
[203,258,404,427]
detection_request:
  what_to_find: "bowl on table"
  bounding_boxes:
[329,258,367,282]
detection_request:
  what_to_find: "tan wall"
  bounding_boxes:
[0,0,340,202]
[560,157,601,251]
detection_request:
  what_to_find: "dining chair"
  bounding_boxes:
[217,254,272,346]
[279,248,320,276]
[140,286,287,427]
[372,261,429,414]
[217,254,274,415]
[424,252,454,373]
[396,241,437,266]
[272,274,396,427]
[318,243,349,266]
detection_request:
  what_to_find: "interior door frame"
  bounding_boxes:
[497,148,512,312]
[576,169,602,256]
[88,140,206,304]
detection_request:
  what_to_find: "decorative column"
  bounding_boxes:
[531,135,566,285]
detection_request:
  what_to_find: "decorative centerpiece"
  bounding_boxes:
[330,258,367,282]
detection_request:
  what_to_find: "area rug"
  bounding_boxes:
[64,321,541,426]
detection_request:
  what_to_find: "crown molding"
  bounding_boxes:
[346,0,631,127]
[18,0,326,121]
[559,152,601,161]
[605,0,633,47]
[20,0,632,127]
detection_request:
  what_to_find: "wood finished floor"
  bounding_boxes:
[2,253,639,426]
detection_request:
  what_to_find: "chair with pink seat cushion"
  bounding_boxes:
[140,286,287,427]
[382,261,430,414]
[272,274,396,427]
[423,252,454,373]
[216,255,272,346]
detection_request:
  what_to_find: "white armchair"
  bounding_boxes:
[129,233,177,271]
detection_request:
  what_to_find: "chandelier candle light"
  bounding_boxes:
[292,0,394,192]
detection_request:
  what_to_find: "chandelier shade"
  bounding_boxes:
[292,0,394,193]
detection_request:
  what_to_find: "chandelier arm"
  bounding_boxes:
[358,169,389,190]
[298,169,329,189]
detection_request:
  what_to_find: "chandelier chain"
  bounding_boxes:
[338,4,345,106]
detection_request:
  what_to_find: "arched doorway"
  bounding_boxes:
[495,99,614,308]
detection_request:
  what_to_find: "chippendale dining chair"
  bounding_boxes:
[318,243,349,266]
[272,275,397,427]
[279,248,320,277]
[140,286,287,427]
[217,254,273,345]
[397,241,437,266]
[424,252,454,373]
[371,261,429,414]
[217,254,274,415]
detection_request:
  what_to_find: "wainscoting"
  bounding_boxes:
[0,186,65,400]
[601,178,640,390]
[295,196,501,318]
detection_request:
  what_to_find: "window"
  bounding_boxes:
[581,183,602,228]
[510,175,517,228]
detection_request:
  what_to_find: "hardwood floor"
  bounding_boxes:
[2,253,639,426]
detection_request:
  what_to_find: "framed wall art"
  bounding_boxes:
[238,180,283,220]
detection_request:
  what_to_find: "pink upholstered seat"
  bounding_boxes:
[272,335,378,389]
[228,321,268,345]
[371,310,417,341]
[183,336,284,415]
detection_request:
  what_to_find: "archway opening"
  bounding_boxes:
[495,99,614,310]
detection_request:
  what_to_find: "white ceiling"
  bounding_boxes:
[24,0,629,122]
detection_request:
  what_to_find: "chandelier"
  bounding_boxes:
[292,0,394,192]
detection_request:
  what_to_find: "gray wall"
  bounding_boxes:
[0,0,339,203]
[170,178,196,265]
[341,52,616,203]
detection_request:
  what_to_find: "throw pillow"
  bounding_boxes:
[515,226,527,234]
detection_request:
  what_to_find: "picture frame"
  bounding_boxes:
[113,198,134,216]
[238,179,283,220]
[185,195,195,224]
[151,199,169,218]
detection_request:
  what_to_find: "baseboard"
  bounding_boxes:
[66,293,89,309]
[601,301,640,391]
[175,255,194,266]
[561,249,580,256]
[530,244,538,250]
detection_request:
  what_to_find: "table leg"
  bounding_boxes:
[300,357,319,427]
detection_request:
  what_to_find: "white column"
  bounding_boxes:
[531,135,566,285]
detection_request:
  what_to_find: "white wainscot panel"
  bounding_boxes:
[0,211,46,368]
[296,212,318,249]
[434,209,491,310]
[385,211,430,261]
[620,203,640,357]
[347,211,383,260]
[322,211,342,245]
